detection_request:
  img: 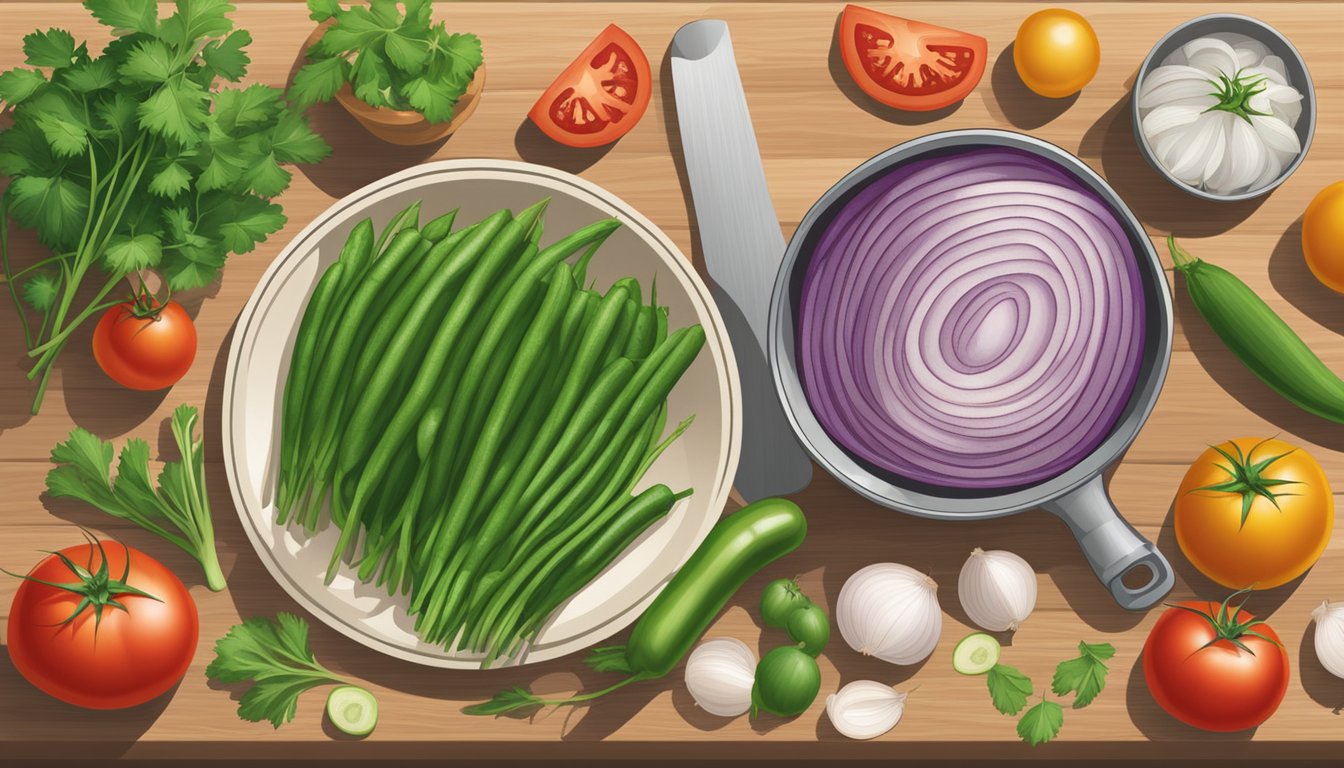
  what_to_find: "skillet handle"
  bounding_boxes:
[1040,475,1174,611]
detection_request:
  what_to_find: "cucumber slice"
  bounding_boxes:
[952,632,1001,675]
[326,685,378,736]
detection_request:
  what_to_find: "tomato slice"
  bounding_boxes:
[838,5,987,111]
[529,24,652,148]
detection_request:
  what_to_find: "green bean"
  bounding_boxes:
[481,483,686,664]
[420,209,458,243]
[599,298,638,370]
[324,210,538,583]
[276,261,346,520]
[350,223,479,395]
[505,484,687,660]
[375,200,421,256]
[448,290,630,581]
[337,216,509,476]
[417,263,576,633]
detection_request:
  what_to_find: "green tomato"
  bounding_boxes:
[785,603,830,656]
[751,646,821,718]
[759,578,810,629]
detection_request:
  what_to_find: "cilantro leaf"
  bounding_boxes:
[104,233,163,272]
[163,236,226,289]
[0,118,57,176]
[0,68,48,106]
[61,57,118,92]
[202,29,251,81]
[351,50,392,107]
[313,6,390,55]
[138,78,209,145]
[33,112,88,157]
[212,84,282,133]
[307,0,343,23]
[148,161,193,198]
[120,39,178,83]
[206,614,351,728]
[403,75,463,124]
[384,27,430,72]
[245,154,292,199]
[1050,641,1115,709]
[270,110,331,164]
[23,29,79,68]
[201,194,285,253]
[986,663,1033,715]
[7,175,90,248]
[1017,698,1063,746]
[437,31,483,78]
[290,56,350,108]
[22,272,61,312]
[161,0,235,48]
[84,0,159,37]
[93,91,139,140]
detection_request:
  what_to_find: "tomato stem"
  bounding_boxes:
[0,532,161,635]
[1165,587,1281,656]
[1187,438,1301,529]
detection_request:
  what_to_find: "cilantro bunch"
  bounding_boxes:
[0,0,330,414]
[292,0,483,124]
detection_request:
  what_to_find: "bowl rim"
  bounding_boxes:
[221,158,742,668]
[768,128,1174,519]
[1130,12,1317,202]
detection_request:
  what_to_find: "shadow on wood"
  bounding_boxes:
[984,43,1078,130]
[0,644,175,751]
[1268,215,1344,337]
[1077,92,1266,237]
[513,119,616,175]
[1298,620,1344,715]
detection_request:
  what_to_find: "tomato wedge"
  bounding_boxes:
[529,24,652,148]
[838,5,987,112]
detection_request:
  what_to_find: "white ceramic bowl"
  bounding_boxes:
[222,159,741,668]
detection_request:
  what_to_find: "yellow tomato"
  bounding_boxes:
[1175,438,1334,590]
[1013,9,1100,98]
[1303,181,1344,294]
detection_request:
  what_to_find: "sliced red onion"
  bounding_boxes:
[798,147,1145,489]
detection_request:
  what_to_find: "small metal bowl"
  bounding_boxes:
[1132,13,1316,202]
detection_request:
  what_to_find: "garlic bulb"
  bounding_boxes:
[1311,600,1344,679]
[837,563,942,665]
[684,637,756,716]
[826,680,909,740]
[1138,33,1303,196]
[958,548,1038,632]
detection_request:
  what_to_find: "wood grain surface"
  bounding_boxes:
[2,1,1343,761]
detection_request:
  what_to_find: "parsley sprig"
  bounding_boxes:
[0,0,330,414]
[207,613,363,728]
[982,641,1115,746]
[292,0,483,124]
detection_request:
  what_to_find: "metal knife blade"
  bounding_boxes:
[670,19,813,501]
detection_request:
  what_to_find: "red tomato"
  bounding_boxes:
[528,24,651,148]
[92,298,197,391]
[838,5,987,111]
[7,540,198,709]
[1142,598,1288,732]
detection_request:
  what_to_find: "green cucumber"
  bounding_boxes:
[952,632,1001,675]
[325,685,378,736]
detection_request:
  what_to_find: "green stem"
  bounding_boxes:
[0,251,77,284]
[1167,235,1199,272]
[0,199,34,348]
[29,335,69,415]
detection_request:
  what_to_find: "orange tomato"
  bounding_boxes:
[1175,438,1333,590]
[1013,9,1100,98]
[1303,181,1344,294]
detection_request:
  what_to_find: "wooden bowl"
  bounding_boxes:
[333,65,485,146]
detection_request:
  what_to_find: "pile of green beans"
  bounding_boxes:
[275,201,703,665]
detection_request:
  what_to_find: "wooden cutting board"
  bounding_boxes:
[1,1,1341,761]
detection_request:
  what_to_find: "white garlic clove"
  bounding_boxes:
[957,548,1038,632]
[1312,601,1344,680]
[826,681,908,740]
[684,637,757,717]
